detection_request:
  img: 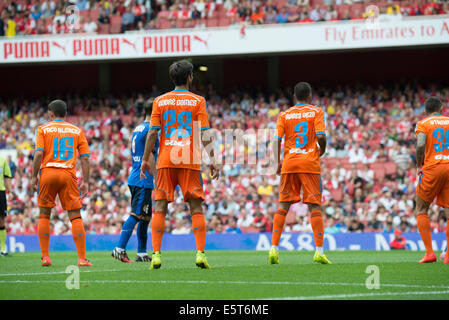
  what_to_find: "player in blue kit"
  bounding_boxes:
[112,99,159,263]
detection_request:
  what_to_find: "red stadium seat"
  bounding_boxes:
[370,162,385,170]
[217,8,227,19]
[97,24,110,34]
[241,226,261,233]
[374,168,386,179]
[79,10,90,20]
[110,15,122,25]
[384,162,397,175]
[158,19,172,29]
[206,18,218,28]
[218,17,230,27]
[330,189,343,202]
[90,9,100,21]
[175,19,184,28]
[110,23,121,34]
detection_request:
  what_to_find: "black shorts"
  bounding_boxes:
[129,186,152,217]
[0,191,7,217]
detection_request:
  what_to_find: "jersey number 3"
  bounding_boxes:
[433,128,449,153]
[294,122,308,148]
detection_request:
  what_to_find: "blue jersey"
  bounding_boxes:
[127,122,159,189]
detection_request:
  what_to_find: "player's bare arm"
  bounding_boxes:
[201,129,220,180]
[416,132,426,169]
[80,156,90,197]
[148,152,156,180]
[140,128,158,181]
[31,150,44,194]
[317,134,326,157]
[272,137,282,175]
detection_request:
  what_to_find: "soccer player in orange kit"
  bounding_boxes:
[32,100,92,267]
[415,97,449,264]
[269,82,331,265]
[140,60,219,270]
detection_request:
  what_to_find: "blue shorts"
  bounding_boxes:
[129,186,153,217]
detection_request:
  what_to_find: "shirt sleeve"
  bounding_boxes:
[35,126,45,151]
[314,108,326,135]
[415,121,427,135]
[3,160,11,178]
[78,130,90,157]
[198,98,210,130]
[149,100,161,129]
[275,113,285,140]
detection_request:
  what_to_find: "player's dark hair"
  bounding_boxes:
[48,99,67,117]
[169,60,193,86]
[144,99,153,118]
[294,82,312,101]
[425,97,442,114]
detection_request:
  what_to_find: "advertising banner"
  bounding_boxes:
[1,17,448,64]
[4,232,447,252]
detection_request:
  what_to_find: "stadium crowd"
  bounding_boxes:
[1,83,449,236]
[1,0,448,36]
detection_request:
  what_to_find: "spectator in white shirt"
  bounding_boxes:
[171,219,191,234]
[53,10,66,24]
[84,17,98,33]
[237,209,254,227]
[331,161,347,182]
[379,190,397,211]
[309,4,322,21]
[358,164,374,184]
[348,143,365,163]
[291,216,312,232]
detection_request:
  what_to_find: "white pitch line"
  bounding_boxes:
[0,269,121,277]
[1,279,449,290]
[263,290,449,300]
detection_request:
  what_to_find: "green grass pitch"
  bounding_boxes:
[1,250,449,300]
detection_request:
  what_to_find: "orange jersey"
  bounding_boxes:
[415,114,449,169]
[35,120,90,175]
[150,90,210,171]
[276,103,326,174]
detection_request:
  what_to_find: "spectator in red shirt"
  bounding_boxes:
[250,6,265,25]
[390,229,407,250]
[299,11,313,23]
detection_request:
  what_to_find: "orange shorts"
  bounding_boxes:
[155,168,204,203]
[417,164,449,207]
[279,172,322,205]
[38,168,82,211]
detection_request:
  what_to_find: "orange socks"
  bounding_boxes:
[310,210,324,248]
[417,213,434,254]
[152,212,165,253]
[192,212,206,252]
[38,214,50,258]
[70,215,86,260]
[271,208,287,246]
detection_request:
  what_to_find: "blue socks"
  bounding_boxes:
[137,220,150,253]
[117,215,139,250]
